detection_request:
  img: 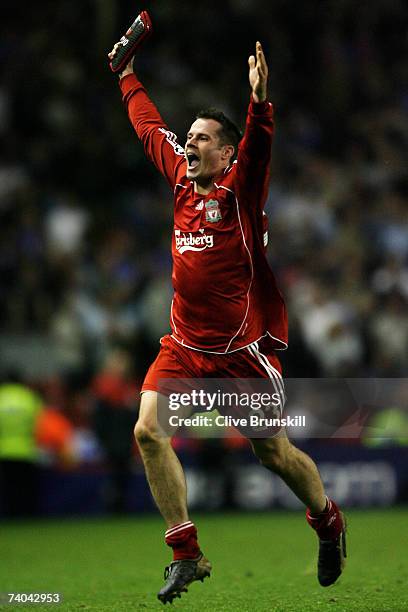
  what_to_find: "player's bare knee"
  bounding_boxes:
[134,391,161,447]
[134,419,161,447]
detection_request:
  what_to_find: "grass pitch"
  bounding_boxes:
[1,509,407,611]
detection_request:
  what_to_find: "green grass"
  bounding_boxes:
[1,509,407,611]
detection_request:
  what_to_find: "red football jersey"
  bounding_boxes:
[120,74,288,353]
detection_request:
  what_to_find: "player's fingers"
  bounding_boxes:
[256,41,266,62]
[257,63,267,80]
[256,66,264,82]
[256,42,267,69]
[108,43,118,57]
[108,42,120,58]
[248,55,256,70]
[256,62,267,82]
[259,54,268,75]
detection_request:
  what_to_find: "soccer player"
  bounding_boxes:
[108,40,347,604]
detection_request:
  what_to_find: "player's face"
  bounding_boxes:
[185,119,231,185]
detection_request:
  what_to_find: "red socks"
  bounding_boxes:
[165,503,343,561]
[165,521,201,561]
[306,498,344,541]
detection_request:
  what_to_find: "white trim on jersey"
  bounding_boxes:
[174,183,188,193]
[213,183,254,353]
[170,298,178,334]
[170,332,269,355]
[266,331,288,350]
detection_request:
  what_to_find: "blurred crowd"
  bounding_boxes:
[1,0,408,444]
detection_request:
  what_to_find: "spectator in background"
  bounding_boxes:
[92,348,139,513]
[0,369,78,517]
[36,404,76,468]
[44,194,89,260]
[369,292,408,375]
[0,371,43,517]
[291,280,364,375]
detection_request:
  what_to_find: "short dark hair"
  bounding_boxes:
[196,108,242,161]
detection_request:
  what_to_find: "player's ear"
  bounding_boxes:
[222,144,235,162]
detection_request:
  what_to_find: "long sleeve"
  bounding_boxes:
[120,74,185,188]
[234,97,274,210]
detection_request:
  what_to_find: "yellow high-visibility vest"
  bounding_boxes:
[0,384,43,461]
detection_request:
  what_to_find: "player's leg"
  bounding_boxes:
[250,432,326,512]
[250,433,346,586]
[135,388,211,603]
[228,341,346,587]
[135,390,189,526]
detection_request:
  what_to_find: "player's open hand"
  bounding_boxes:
[108,42,134,78]
[248,41,268,103]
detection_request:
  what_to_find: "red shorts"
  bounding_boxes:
[142,334,285,404]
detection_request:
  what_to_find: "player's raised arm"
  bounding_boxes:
[108,34,185,189]
[234,42,274,208]
[248,41,268,103]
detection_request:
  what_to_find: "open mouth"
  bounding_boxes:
[186,152,200,170]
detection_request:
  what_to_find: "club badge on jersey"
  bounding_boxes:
[205,200,222,223]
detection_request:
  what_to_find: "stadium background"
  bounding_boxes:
[1,0,408,517]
